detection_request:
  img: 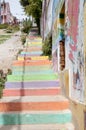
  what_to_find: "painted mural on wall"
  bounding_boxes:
[66,0,85,102]
[52,0,65,53]
[84,0,86,102]
[44,0,53,38]
[52,0,65,71]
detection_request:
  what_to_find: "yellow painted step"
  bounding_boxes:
[18,56,49,61]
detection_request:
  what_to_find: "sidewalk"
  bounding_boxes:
[0,31,23,72]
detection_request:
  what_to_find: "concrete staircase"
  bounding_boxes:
[0,31,75,130]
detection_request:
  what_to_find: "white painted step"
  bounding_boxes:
[0,124,75,130]
[0,95,68,103]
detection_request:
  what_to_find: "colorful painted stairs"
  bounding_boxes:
[0,31,75,130]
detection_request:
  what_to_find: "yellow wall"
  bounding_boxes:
[59,69,69,97]
[59,70,85,130]
[70,101,85,130]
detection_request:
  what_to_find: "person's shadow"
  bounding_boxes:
[0,55,26,130]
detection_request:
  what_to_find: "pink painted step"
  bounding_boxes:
[3,88,61,97]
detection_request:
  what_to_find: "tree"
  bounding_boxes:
[42,34,52,59]
[20,0,42,34]
[20,0,29,7]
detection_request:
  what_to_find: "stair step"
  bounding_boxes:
[0,110,72,125]
[18,56,49,61]
[13,60,51,66]
[28,42,42,45]
[0,95,68,102]
[12,70,54,75]
[20,51,42,55]
[3,88,61,96]
[24,44,42,47]
[0,123,75,130]
[5,81,60,89]
[20,53,41,56]
[23,46,41,49]
[23,48,42,52]
[7,74,58,82]
[0,95,69,112]
[13,59,50,64]
[30,41,42,44]
[12,65,52,71]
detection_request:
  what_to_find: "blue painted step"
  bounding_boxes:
[0,111,72,125]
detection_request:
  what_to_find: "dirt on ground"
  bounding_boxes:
[0,31,23,73]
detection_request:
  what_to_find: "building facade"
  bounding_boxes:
[0,0,12,24]
[42,0,86,129]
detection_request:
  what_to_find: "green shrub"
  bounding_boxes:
[21,19,32,34]
[7,69,12,75]
[14,25,20,31]
[42,35,52,59]
[21,35,26,45]
[0,24,9,29]
[6,25,20,33]
[0,70,7,98]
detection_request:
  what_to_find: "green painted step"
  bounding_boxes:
[7,74,58,82]
[21,51,42,55]
[0,111,72,125]
[12,70,54,75]
[12,66,52,72]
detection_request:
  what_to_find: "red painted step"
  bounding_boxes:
[3,88,61,97]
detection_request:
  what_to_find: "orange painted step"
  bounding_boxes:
[13,60,52,66]
[0,101,69,112]
[23,48,42,51]
[13,60,51,64]
[3,88,61,97]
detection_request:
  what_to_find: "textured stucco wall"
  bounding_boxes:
[65,0,85,103]
[60,1,86,130]
[84,1,86,102]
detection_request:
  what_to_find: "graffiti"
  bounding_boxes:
[44,0,53,38]
[66,0,85,102]
[52,0,65,49]
[67,0,79,63]
[52,0,65,72]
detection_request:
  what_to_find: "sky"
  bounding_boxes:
[1,0,28,20]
